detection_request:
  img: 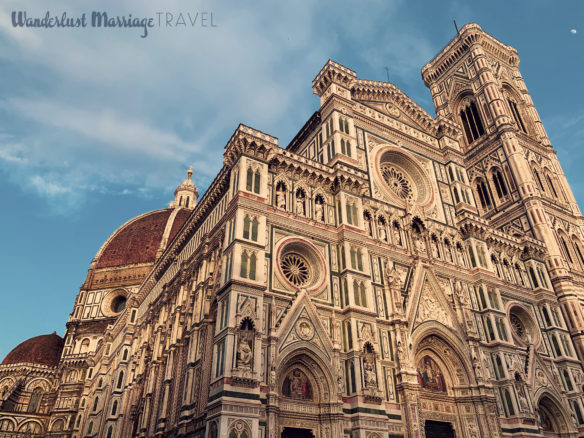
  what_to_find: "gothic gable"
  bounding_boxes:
[275,290,334,362]
[407,268,461,334]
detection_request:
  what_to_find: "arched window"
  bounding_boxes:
[514,263,525,287]
[491,168,508,199]
[28,389,42,413]
[542,306,552,327]
[344,119,349,134]
[251,217,259,241]
[346,141,352,157]
[116,371,124,389]
[528,266,539,288]
[179,196,183,206]
[245,168,260,194]
[532,166,545,193]
[460,100,485,144]
[243,215,251,239]
[475,179,492,209]
[559,234,574,264]
[93,396,99,412]
[507,98,527,133]
[350,360,357,393]
[240,251,248,278]
[353,279,360,306]
[494,354,505,379]
[0,420,14,431]
[359,282,367,307]
[342,278,349,308]
[122,349,128,361]
[564,369,574,391]
[249,253,257,281]
[107,426,113,438]
[356,249,363,271]
[350,247,356,269]
[246,167,253,191]
[88,422,94,435]
[253,169,261,194]
[551,334,563,356]
[111,400,118,416]
[341,138,346,155]
[545,174,558,198]
[80,338,90,354]
[573,236,584,265]
[502,388,515,416]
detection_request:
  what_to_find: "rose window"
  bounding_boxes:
[380,164,414,202]
[510,314,525,339]
[281,253,311,287]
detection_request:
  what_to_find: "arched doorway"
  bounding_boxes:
[276,353,340,438]
[408,333,496,438]
[537,395,571,437]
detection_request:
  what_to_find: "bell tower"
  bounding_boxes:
[422,23,584,360]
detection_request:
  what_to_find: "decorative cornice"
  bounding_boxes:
[421,23,519,86]
[312,60,357,96]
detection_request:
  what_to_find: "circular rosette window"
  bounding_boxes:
[101,289,128,317]
[275,237,327,294]
[373,146,434,207]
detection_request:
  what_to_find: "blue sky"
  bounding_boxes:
[0,0,582,359]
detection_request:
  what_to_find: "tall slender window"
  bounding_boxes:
[249,253,257,280]
[492,169,508,199]
[545,174,558,198]
[508,99,527,133]
[243,215,251,239]
[460,100,485,144]
[253,170,261,194]
[476,179,492,209]
[240,252,248,278]
[559,235,574,264]
[246,167,253,191]
[359,282,367,307]
[251,218,258,241]
[353,279,360,306]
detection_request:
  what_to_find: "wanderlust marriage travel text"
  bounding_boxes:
[11,11,217,38]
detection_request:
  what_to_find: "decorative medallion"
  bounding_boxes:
[295,318,314,341]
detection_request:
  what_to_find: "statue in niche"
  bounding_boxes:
[364,212,373,236]
[315,196,325,221]
[378,218,387,242]
[417,356,446,392]
[276,182,286,209]
[296,190,306,216]
[236,319,254,368]
[392,222,402,246]
[454,280,469,307]
[282,369,312,400]
[386,262,403,312]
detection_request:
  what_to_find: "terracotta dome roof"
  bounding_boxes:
[2,332,64,367]
[95,208,190,269]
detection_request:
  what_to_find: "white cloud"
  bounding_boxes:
[5,98,199,161]
[571,29,577,34]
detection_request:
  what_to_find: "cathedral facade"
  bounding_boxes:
[2,22,584,438]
